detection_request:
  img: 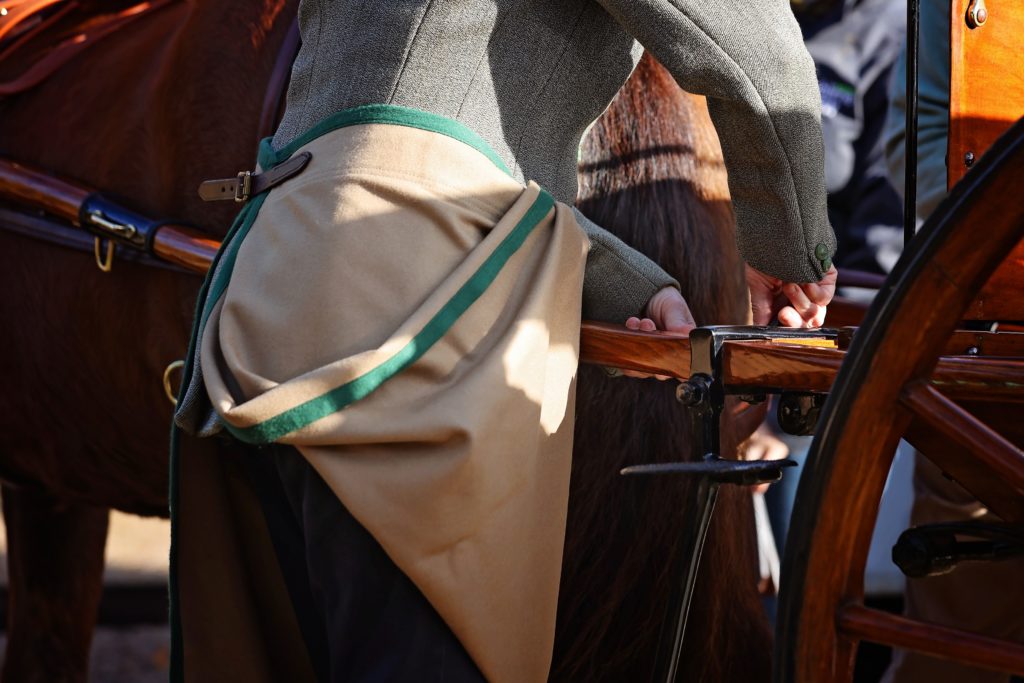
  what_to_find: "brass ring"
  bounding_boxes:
[94,237,115,273]
[163,360,185,406]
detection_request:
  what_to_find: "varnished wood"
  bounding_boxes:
[943,329,1024,356]
[776,119,1024,683]
[839,605,1024,677]
[904,416,1024,523]
[949,0,1024,188]
[0,158,89,224]
[929,354,1024,402]
[966,239,1024,321]
[579,322,691,380]
[901,382,1024,521]
[151,225,218,274]
[720,341,843,393]
[825,296,868,328]
[841,328,1024,357]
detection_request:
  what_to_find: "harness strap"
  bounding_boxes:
[197,151,311,203]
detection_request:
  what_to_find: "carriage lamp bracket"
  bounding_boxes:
[892,522,1024,578]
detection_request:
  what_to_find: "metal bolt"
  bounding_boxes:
[967,0,988,28]
[966,346,980,356]
[676,378,709,406]
[965,151,976,168]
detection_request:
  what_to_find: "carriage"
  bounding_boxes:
[0,0,1021,681]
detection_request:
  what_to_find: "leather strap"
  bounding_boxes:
[197,151,311,202]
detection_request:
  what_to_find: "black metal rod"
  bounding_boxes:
[904,0,920,247]
[661,477,720,683]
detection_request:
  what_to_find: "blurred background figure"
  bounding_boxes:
[794,0,906,278]
[765,0,907,578]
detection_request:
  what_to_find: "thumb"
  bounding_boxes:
[662,300,695,333]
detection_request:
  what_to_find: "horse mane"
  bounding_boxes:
[553,54,771,682]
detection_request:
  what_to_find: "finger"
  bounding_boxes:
[750,289,776,326]
[639,318,657,332]
[802,282,832,306]
[625,317,641,330]
[784,284,822,327]
[777,305,804,328]
[661,301,696,333]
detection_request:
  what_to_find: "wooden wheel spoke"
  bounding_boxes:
[838,604,1024,676]
[901,381,1024,502]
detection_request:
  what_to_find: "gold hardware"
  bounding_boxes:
[235,170,253,202]
[94,237,115,272]
[967,0,987,28]
[163,360,185,406]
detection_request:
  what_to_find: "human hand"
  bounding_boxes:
[614,287,694,380]
[739,422,790,495]
[624,286,696,334]
[745,263,837,328]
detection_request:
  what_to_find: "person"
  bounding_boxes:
[171,2,838,681]
[882,1,1024,681]
[765,0,905,565]
[797,0,906,276]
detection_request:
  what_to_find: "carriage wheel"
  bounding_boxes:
[774,118,1024,682]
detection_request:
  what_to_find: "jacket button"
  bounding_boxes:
[821,257,832,272]
[814,243,829,260]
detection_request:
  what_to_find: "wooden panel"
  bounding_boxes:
[949,0,1024,188]
[965,238,1024,321]
[839,605,1024,676]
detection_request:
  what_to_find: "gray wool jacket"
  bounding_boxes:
[273,0,837,323]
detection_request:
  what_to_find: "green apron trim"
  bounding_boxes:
[264,103,513,176]
[170,104,531,681]
[223,188,555,444]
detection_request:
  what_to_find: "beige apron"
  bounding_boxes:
[176,105,590,682]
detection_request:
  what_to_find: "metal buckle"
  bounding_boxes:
[234,171,253,203]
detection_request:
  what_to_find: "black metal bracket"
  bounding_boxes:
[79,193,174,254]
[777,392,828,436]
[892,522,1024,578]
[620,326,836,683]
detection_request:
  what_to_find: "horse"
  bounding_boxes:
[0,2,769,678]
[554,53,770,682]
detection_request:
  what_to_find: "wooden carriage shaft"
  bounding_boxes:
[2,155,1024,396]
[580,323,1024,401]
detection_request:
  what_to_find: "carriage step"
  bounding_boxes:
[892,522,1024,578]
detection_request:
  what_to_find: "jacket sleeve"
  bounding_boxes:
[596,0,836,283]
[572,207,680,324]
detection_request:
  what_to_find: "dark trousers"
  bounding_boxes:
[244,445,485,683]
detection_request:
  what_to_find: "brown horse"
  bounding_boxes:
[0,4,768,679]
[555,53,770,682]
